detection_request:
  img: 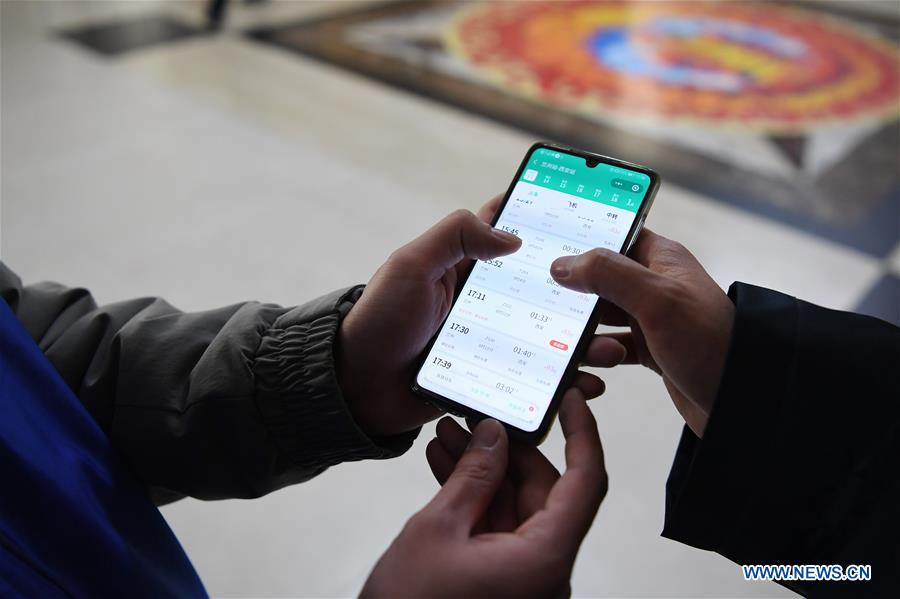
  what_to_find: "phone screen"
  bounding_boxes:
[416,146,653,433]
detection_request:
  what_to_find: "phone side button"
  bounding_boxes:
[635,214,647,235]
[626,216,647,254]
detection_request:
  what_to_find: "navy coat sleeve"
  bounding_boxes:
[663,282,900,597]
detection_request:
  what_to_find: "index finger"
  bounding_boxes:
[476,194,503,223]
[454,194,506,280]
[517,389,607,552]
[507,441,561,521]
[393,209,520,280]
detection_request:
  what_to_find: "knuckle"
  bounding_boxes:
[598,470,610,501]
[543,550,573,579]
[652,239,694,269]
[382,247,421,275]
[449,208,477,227]
[402,510,431,535]
[459,456,495,485]
[384,247,406,266]
[578,248,610,277]
[573,463,609,502]
[404,507,455,536]
[381,249,408,273]
[666,240,689,256]
[583,247,609,262]
[455,449,503,487]
[426,509,458,534]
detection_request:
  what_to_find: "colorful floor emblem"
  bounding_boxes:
[447,2,898,132]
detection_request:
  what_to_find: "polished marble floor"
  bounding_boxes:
[2,1,897,597]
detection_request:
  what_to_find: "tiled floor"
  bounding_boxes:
[2,1,896,597]
[246,0,900,261]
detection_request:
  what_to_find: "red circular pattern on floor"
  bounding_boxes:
[446,1,900,131]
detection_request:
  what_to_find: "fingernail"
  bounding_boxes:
[551,256,575,279]
[469,419,502,449]
[492,228,520,244]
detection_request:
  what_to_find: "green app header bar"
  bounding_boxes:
[519,148,650,213]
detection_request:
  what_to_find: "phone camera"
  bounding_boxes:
[585,158,599,168]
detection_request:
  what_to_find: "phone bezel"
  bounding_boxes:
[411,141,661,444]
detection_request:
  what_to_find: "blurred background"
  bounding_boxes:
[2,0,897,597]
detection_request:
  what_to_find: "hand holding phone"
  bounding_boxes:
[413,142,660,442]
[361,389,607,598]
[337,206,521,437]
[550,228,735,438]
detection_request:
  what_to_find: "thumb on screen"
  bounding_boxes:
[550,248,660,320]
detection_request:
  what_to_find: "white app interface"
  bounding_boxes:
[417,149,651,431]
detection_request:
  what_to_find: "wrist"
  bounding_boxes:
[335,315,373,433]
[699,294,736,413]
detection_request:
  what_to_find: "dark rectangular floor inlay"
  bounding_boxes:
[855,274,900,327]
[60,15,204,56]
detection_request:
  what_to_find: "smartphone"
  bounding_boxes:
[412,142,660,443]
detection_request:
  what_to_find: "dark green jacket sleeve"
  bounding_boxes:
[662,282,900,597]
[0,262,416,504]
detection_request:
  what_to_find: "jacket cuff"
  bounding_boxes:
[662,282,798,552]
[252,286,417,471]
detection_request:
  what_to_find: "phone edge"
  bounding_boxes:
[410,141,661,445]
